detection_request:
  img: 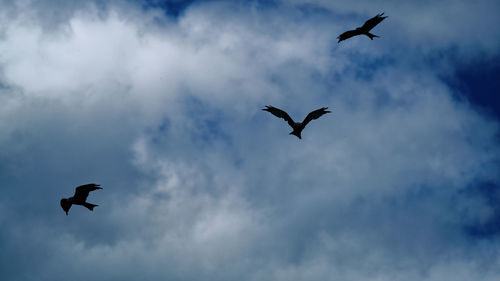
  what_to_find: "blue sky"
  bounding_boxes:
[1,0,500,280]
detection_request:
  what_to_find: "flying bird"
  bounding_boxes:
[60,183,102,215]
[337,12,387,43]
[262,105,331,139]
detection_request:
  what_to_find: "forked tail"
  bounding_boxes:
[366,33,379,40]
[83,202,98,211]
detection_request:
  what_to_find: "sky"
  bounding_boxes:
[1,0,500,280]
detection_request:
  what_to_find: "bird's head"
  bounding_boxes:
[60,198,71,215]
[289,131,302,139]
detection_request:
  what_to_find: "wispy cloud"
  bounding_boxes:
[1,1,499,280]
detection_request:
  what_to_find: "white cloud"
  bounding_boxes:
[0,1,499,280]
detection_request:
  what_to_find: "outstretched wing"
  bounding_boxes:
[302,107,331,128]
[262,105,295,128]
[74,183,102,201]
[337,29,362,43]
[360,13,387,32]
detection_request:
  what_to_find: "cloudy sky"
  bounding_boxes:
[1,0,500,280]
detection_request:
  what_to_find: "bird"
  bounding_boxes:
[262,105,331,139]
[60,183,102,215]
[337,12,387,43]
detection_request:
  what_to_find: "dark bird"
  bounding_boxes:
[262,105,331,139]
[337,12,387,43]
[60,184,102,215]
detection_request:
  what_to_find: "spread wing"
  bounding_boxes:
[302,107,331,128]
[262,105,295,128]
[360,13,387,32]
[74,183,102,201]
[337,29,362,43]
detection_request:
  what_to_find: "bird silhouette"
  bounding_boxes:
[262,105,331,139]
[60,184,102,215]
[337,13,387,43]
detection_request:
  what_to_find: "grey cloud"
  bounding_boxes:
[1,1,500,281]
[284,0,500,58]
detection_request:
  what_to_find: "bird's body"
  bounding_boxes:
[262,105,331,139]
[60,184,102,215]
[337,13,387,43]
[289,121,304,139]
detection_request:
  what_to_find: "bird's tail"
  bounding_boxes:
[83,202,98,211]
[366,33,379,40]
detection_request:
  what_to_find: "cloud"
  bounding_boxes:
[0,1,499,280]
[284,0,500,58]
